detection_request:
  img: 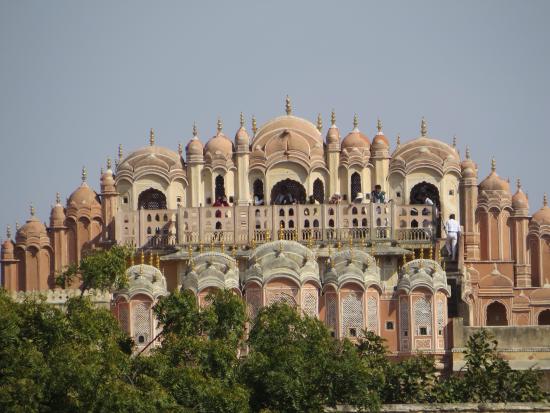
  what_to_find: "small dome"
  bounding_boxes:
[372,133,389,149]
[479,160,510,193]
[50,202,66,224]
[461,148,477,179]
[235,126,250,147]
[532,195,550,226]
[326,125,340,145]
[512,180,529,210]
[2,237,13,253]
[100,165,115,189]
[341,129,370,149]
[205,119,234,157]
[16,207,48,244]
[118,264,168,299]
[68,182,101,208]
[186,136,204,156]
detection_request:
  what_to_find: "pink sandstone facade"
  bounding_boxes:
[2,98,550,359]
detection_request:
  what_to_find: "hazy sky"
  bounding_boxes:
[1,0,549,232]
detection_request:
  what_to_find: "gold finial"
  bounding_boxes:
[316,113,322,132]
[232,243,237,258]
[251,237,256,249]
[516,178,521,191]
[30,204,35,217]
[118,144,123,161]
[210,237,214,252]
[307,231,313,249]
[106,157,112,170]
[370,241,375,258]
[465,146,470,159]
[139,263,143,277]
[442,259,446,272]
[56,192,61,205]
[285,95,292,115]
[149,128,155,146]
[266,229,271,242]
[402,252,407,267]
[140,249,144,265]
[452,135,457,148]
[148,250,153,265]
[544,193,548,207]
[419,247,424,260]
[396,134,401,147]
[190,256,195,271]
[252,115,257,136]
[278,223,284,240]
[178,143,183,156]
[156,253,160,269]
[491,157,496,172]
[421,117,427,137]
[6,225,11,239]
[199,243,203,254]
[331,109,336,126]
[15,222,20,231]
[377,118,382,133]
[353,113,359,129]
[240,112,245,128]
[81,166,87,183]
[361,232,366,248]
[192,122,198,137]
[217,117,223,133]
[293,229,298,241]
[221,238,225,253]
[429,247,433,260]
[337,240,342,252]
[130,250,135,267]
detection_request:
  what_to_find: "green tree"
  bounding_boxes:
[56,244,131,295]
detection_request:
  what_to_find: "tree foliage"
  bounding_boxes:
[0,289,546,413]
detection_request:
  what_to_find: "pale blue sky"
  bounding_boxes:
[1,0,549,231]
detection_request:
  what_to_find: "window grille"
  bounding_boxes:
[302,290,318,317]
[351,172,361,200]
[247,289,262,321]
[138,188,167,210]
[118,303,129,334]
[215,175,225,200]
[342,292,363,337]
[133,302,151,345]
[326,294,337,332]
[367,296,378,333]
[437,299,445,335]
[414,297,432,335]
[313,179,324,203]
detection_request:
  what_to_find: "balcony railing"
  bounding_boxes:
[116,202,438,248]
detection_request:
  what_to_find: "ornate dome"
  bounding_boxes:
[512,180,529,211]
[187,136,204,156]
[50,193,66,226]
[2,227,13,253]
[461,148,477,179]
[235,113,250,147]
[100,159,115,191]
[16,206,49,245]
[68,183,100,209]
[479,159,510,192]
[116,263,168,300]
[182,252,239,293]
[341,115,370,149]
[532,194,550,226]
[371,119,389,149]
[205,119,234,158]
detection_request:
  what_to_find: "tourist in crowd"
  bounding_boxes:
[353,192,365,204]
[371,185,386,203]
[444,213,461,260]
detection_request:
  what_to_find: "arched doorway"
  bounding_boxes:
[215,175,226,200]
[313,178,324,203]
[410,181,441,237]
[138,188,167,210]
[253,179,264,204]
[271,179,306,205]
[486,302,508,326]
[539,309,550,326]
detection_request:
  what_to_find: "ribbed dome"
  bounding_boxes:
[235,126,250,146]
[372,133,389,149]
[342,129,370,149]
[205,132,234,156]
[186,136,204,156]
[326,125,340,145]
[479,160,510,193]
[252,115,322,147]
[2,238,13,253]
[16,207,48,244]
[512,181,529,210]
[50,204,66,222]
[68,182,101,208]
[119,145,183,172]
[532,195,550,226]
[461,148,477,179]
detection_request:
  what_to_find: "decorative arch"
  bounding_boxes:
[313,178,325,203]
[538,309,550,326]
[271,179,306,205]
[350,172,361,201]
[253,178,264,203]
[138,188,167,210]
[486,301,508,326]
[215,175,226,200]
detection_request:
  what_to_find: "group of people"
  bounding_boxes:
[353,184,387,204]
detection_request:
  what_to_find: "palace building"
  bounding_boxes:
[2,97,550,362]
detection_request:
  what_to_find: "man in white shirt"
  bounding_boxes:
[444,214,461,260]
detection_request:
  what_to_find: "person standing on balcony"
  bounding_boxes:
[371,185,386,203]
[444,214,461,261]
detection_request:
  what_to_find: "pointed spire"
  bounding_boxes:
[106,157,112,170]
[331,109,336,126]
[285,95,292,115]
[15,222,20,231]
[6,225,11,239]
[240,112,245,128]
[353,113,359,130]
[100,166,104,175]
[192,121,198,138]
[544,193,548,207]
[149,128,155,146]
[81,166,87,183]
[30,204,35,217]
[396,134,401,147]
[252,115,257,136]
[118,144,123,161]
[377,118,383,134]
[452,135,457,148]
[516,178,522,191]
[56,192,61,205]
[491,157,496,172]
[465,146,471,159]
[217,117,223,133]
[421,117,427,137]
[178,143,183,156]
[316,113,322,132]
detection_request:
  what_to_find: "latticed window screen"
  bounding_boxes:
[138,188,167,210]
[246,289,262,321]
[215,175,226,199]
[437,299,445,335]
[326,294,337,331]
[302,290,318,317]
[313,179,325,203]
[350,172,362,200]
[414,297,432,335]
[367,296,378,333]
[342,292,363,337]
[118,304,130,334]
[266,289,298,307]
[133,302,152,345]
[400,297,409,337]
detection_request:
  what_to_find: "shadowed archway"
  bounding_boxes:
[271,179,306,205]
[138,188,167,210]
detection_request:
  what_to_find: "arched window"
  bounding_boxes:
[313,178,324,203]
[304,220,310,228]
[539,310,550,326]
[215,175,226,200]
[138,188,167,210]
[351,172,361,201]
[147,214,152,222]
[362,218,368,227]
[215,222,222,230]
[313,219,319,228]
[329,208,335,216]
[352,207,358,215]
[289,208,294,216]
[486,302,508,326]
[352,219,359,227]
[279,220,285,229]
[253,179,264,203]
[414,297,432,335]
[289,220,295,228]
[329,219,335,228]
[279,208,285,217]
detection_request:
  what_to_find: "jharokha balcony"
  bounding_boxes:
[116,202,439,250]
